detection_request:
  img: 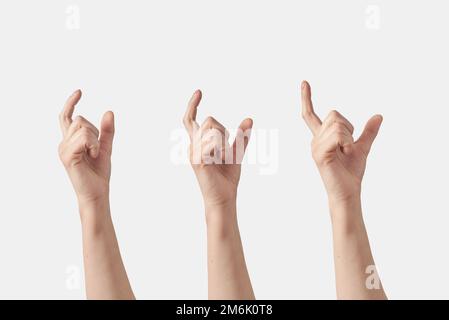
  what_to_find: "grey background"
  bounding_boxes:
[0,0,448,299]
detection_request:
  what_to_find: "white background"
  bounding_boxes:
[0,0,448,299]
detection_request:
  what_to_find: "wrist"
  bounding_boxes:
[76,189,110,207]
[326,185,361,205]
[78,196,112,235]
[328,195,364,234]
[205,201,238,237]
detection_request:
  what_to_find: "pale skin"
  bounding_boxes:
[58,90,134,300]
[183,90,255,300]
[301,81,387,300]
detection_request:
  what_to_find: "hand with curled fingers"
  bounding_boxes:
[183,90,253,216]
[58,90,134,299]
[301,81,383,205]
[301,81,387,299]
[58,90,115,207]
[183,90,255,300]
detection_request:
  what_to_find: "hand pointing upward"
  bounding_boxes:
[58,90,115,206]
[301,81,383,204]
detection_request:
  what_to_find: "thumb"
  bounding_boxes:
[99,111,115,155]
[356,115,383,155]
[232,118,253,164]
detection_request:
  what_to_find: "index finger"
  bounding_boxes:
[183,89,202,138]
[59,89,82,136]
[301,81,322,135]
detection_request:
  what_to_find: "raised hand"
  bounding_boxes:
[183,90,253,215]
[183,90,255,300]
[58,90,134,300]
[301,81,383,204]
[300,81,386,300]
[58,90,115,206]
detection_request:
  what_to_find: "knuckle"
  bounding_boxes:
[328,110,338,117]
[207,135,220,147]
[334,122,346,131]
[335,129,347,139]
[205,116,215,124]
[210,127,222,136]
[72,117,82,126]
[346,123,354,132]
[200,131,210,142]
[336,132,352,145]
[76,116,87,126]
[79,126,89,134]
[328,110,341,120]
[79,127,91,140]
[335,133,344,141]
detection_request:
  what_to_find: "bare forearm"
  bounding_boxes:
[206,204,254,300]
[80,199,135,300]
[330,197,386,300]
